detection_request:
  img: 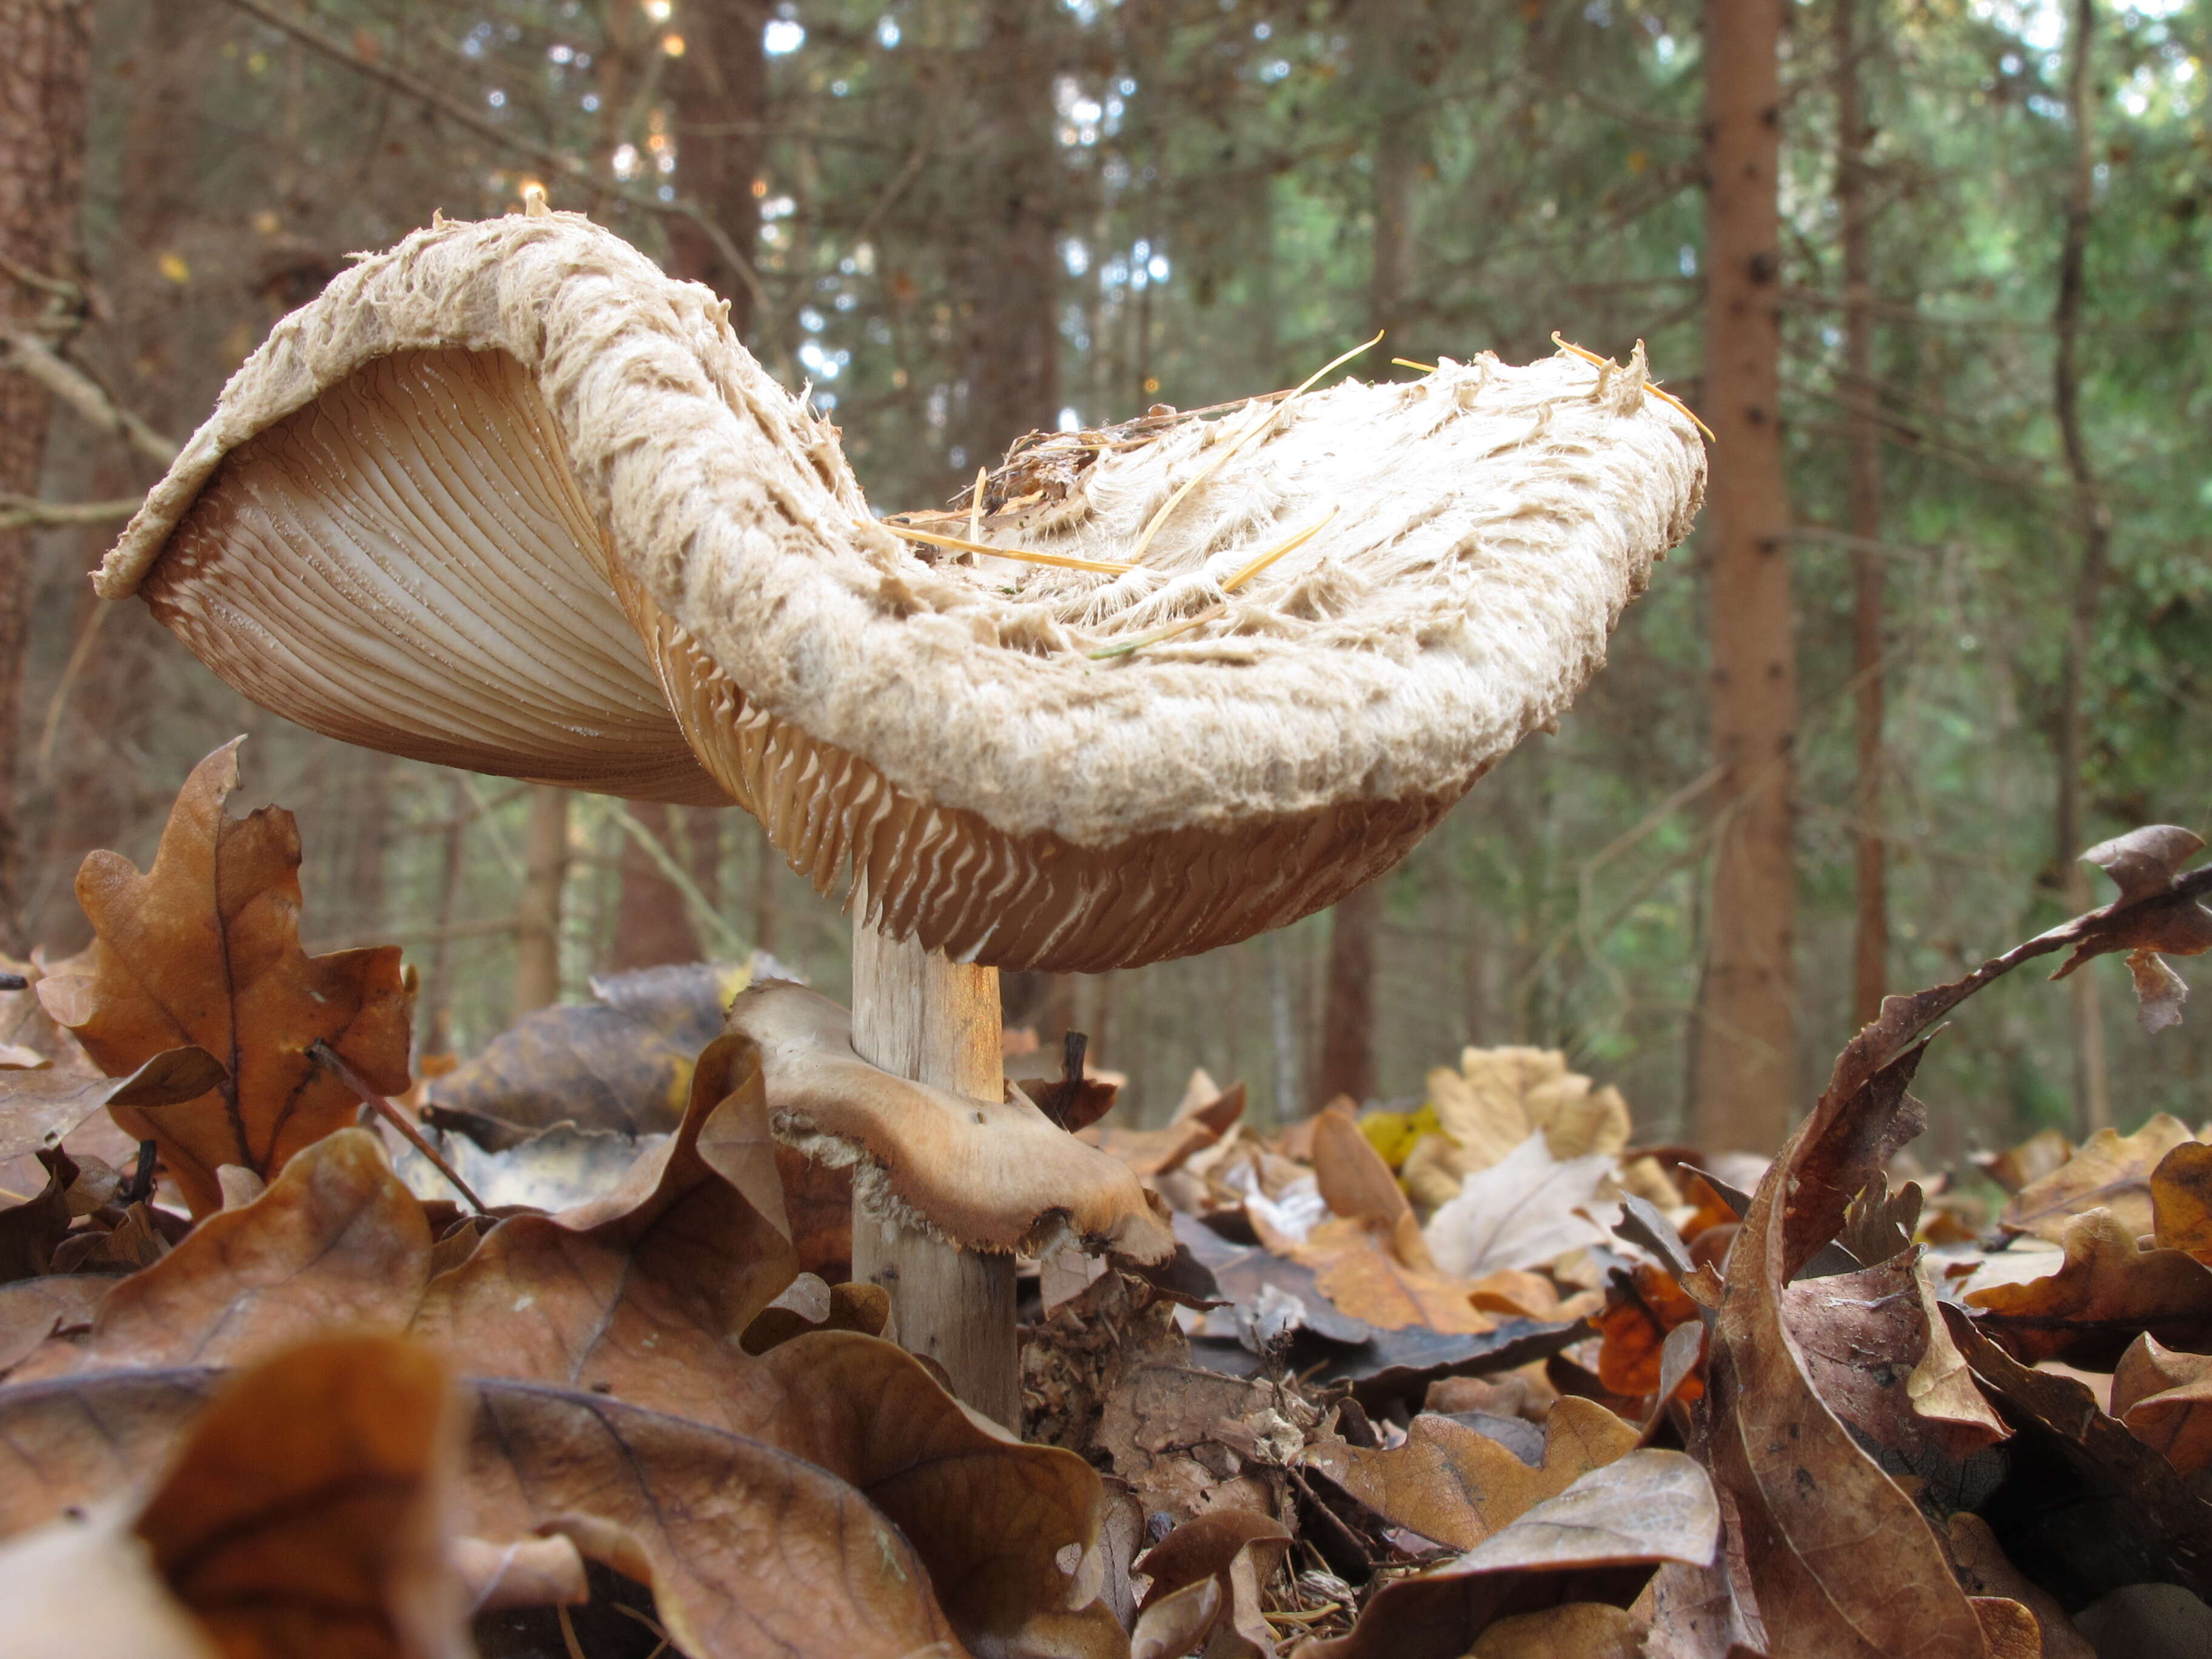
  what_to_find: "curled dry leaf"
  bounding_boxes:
[1966,1207,2212,1369]
[1945,1304,2212,1612]
[1702,1039,1994,1659]
[2151,1140,2212,1258]
[1301,1449,1719,1659]
[0,1040,1121,1658]
[0,1275,109,1375]
[1131,1575,1222,1659]
[1136,1509,1293,1659]
[2002,1114,2196,1245]
[34,740,414,1216]
[1424,1134,1617,1281]
[1305,1396,1637,1553]
[0,1046,224,1167]
[424,960,751,1145]
[1296,1218,1493,1335]
[0,1333,468,1659]
[2113,1333,2212,1480]
[1466,1602,1644,1659]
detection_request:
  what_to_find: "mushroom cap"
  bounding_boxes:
[726,980,1176,1262]
[100,210,1704,971]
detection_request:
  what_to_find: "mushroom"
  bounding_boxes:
[96,205,1705,1423]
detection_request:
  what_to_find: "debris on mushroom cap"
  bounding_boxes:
[726,980,1176,1265]
[99,210,1706,971]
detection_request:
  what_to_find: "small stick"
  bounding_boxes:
[309,1038,489,1214]
[1127,329,1384,567]
[1551,331,1717,442]
[1222,504,1340,594]
[867,520,1135,573]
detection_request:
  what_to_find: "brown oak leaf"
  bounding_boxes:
[35,740,414,1216]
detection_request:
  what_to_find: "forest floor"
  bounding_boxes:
[3,742,2212,1658]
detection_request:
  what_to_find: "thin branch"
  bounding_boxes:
[0,492,146,531]
[309,1038,488,1214]
[0,332,178,466]
[219,0,774,327]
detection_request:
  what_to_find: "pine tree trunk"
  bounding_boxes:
[514,786,571,1015]
[2053,0,2111,1134]
[1316,883,1381,1110]
[666,0,769,337]
[0,0,92,944]
[949,0,1059,477]
[1694,0,1798,1155]
[610,800,703,971]
[1837,0,1887,1033]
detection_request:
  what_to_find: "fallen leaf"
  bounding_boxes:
[2002,1114,2195,1244]
[1136,1509,1292,1658]
[35,740,414,1216]
[742,1276,891,1353]
[0,1150,78,1282]
[1783,1249,2008,1478]
[1131,1575,1221,1659]
[1301,1449,1718,1659]
[0,1276,107,1374]
[1946,1304,2212,1612]
[2151,1140,2212,1257]
[1425,1134,1617,1280]
[406,1121,666,1212]
[1945,1512,2097,1659]
[1967,1207,2212,1368]
[1305,1396,1637,1552]
[1976,1129,2077,1200]
[423,960,751,1145]
[2113,1333,2212,1479]
[1298,1217,1493,1333]
[0,1333,466,1659]
[0,1047,224,1167]
[1467,1601,1643,1658]
[1596,1264,1700,1398]
[1703,1039,1994,1659]
[0,953,98,1078]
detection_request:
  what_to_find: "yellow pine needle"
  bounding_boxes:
[867,519,1135,574]
[1128,328,1384,566]
[1550,330,1717,443]
[967,465,988,545]
[1221,503,1339,593]
[1087,601,1227,660]
[1391,357,1438,372]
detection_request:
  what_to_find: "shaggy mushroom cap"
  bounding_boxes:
[727,980,1176,1262]
[101,209,1705,972]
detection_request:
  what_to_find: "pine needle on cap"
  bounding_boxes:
[967,465,988,545]
[1391,357,1438,372]
[1087,602,1228,660]
[867,519,1136,574]
[1222,503,1340,593]
[1551,331,1715,442]
[1128,329,1384,566]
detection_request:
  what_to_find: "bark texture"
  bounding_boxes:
[0,0,93,943]
[947,0,1060,479]
[2053,0,2111,1133]
[1695,0,1797,1154]
[667,0,769,337]
[1837,0,1887,1033]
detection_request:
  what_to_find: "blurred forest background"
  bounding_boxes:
[3,0,2208,1157]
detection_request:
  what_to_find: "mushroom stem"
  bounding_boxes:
[848,917,1021,1429]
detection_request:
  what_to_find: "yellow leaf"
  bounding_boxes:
[155,252,190,285]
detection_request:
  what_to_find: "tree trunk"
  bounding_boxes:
[948,0,1059,478]
[0,0,92,944]
[1836,0,1887,1033]
[1694,0,1797,1155]
[422,776,472,1056]
[1313,1,1429,1113]
[610,799,703,971]
[1316,883,1381,1110]
[514,786,571,1016]
[2053,0,2110,1134]
[668,0,769,338]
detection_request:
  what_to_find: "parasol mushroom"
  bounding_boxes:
[95,203,1704,1424]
